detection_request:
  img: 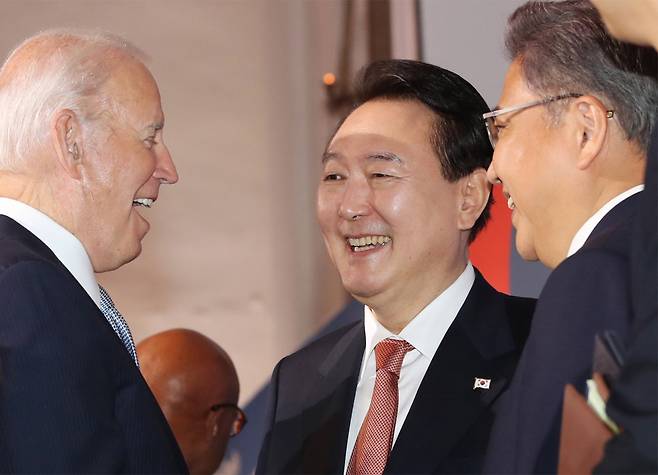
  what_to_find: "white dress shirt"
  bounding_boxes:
[0,197,100,307]
[343,262,475,473]
[567,185,644,257]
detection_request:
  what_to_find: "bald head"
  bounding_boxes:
[138,329,240,475]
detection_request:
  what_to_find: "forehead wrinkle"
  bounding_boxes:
[328,130,413,152]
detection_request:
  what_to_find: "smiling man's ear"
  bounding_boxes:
[457,168,490,232]
[572,95,610,170]
[52,109,84,179]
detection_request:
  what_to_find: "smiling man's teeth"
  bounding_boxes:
[132,198,154,208]
[347,235,391,251]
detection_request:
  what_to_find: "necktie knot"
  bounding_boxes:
[375,338,413,377]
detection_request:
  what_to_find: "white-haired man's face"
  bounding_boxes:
[72,59,178,272]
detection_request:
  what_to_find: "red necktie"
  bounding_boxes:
[347,338,414,475]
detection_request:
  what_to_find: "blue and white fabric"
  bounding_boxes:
[99,285,139,367]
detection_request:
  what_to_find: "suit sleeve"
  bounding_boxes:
[0,261,125,472]
[255,359,283,475]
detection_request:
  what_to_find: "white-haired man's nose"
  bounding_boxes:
[154,145,178,184]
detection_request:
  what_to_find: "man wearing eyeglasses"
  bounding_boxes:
[138,329,246,475]
[481,1,657,473]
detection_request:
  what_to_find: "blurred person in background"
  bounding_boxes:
[138,329,245,475]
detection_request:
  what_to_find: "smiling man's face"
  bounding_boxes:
[77,58,178,272]
[317,98,467,311]
[485,59,577,265]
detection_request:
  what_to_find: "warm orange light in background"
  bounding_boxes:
[469,185,512,293]
[322,72,336,86]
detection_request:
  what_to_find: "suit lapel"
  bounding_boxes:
[301,322,365,474]
[386,273,518,474]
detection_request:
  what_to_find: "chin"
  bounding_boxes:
[512,217,539,262]
[105,243,143,272]
[342,278,385,304]
[123,243,143,266]
[514,234,539,262]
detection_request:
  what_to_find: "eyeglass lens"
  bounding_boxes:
[230,408,247,437]
[485,117,498,149]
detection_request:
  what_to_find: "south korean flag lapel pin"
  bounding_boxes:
[473,377,491,390]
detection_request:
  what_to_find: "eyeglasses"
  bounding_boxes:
[482,93,615,149]
[210,403,248,437]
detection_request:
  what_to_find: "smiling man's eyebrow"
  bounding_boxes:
[321,151,403,164]
[321,151,339,164]
[367,152,402,163]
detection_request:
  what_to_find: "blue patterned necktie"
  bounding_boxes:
[98,285,139,367]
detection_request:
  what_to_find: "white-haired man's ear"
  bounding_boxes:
[52,109,84,179]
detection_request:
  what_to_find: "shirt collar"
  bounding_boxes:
[567,185,644,257]
[363,262,475,362]
[0,197,100,307]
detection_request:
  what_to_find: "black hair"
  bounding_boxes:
[349,59,494,243]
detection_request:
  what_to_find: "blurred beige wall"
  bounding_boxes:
[0,0,354,404]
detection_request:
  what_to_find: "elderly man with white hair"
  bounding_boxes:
[0,30,187,472]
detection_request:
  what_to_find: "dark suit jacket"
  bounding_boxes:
[483,194,640,474]
[257,270,535,474]
[596,129,658,473]
[0,216,187,473]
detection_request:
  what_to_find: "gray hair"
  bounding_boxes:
[506,0,658,151]
[0,29,147,170]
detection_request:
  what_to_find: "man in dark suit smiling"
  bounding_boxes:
[482,1,657,473]
[257,59,535,475]
[0,30,186,472]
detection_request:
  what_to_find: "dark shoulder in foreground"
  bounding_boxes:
[278,320,363,369]
[0,215,60,272]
